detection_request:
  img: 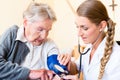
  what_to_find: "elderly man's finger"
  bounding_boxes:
[45,74,49,80]
[47,70,55,80]
[40,75,45,80]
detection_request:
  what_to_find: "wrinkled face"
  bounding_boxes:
[24,18,53,46]
[75,16,101,44]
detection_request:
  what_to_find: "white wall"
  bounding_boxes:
[101,0,120,41]
[0,0,120,51]
[0,0,31,33]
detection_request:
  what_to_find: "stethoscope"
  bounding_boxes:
[77,31,102,78]
[77,38,90,78]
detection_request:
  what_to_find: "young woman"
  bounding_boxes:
[58,0,120,80]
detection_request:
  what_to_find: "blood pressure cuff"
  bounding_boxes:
[47,54,68,76]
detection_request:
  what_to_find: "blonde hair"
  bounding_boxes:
[76,0,116,79]
[23,2,56,22]
[98,19,115,80]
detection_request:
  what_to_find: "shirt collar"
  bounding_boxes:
[86,37,106,49]
[97,37,106,58]
[85,37,106,57]
[15,25,27,42]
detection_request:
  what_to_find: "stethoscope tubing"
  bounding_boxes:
[78,44,90,78]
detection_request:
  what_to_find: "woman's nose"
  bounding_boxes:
[78,29,83,37]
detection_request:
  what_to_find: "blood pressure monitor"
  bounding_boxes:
[47,54,68,77]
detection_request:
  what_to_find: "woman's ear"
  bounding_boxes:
[99,20,107,32]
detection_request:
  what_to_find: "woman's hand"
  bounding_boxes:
[57,53,71,66]
[62,74,79,80]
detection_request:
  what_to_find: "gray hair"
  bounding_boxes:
[23,3,56,22]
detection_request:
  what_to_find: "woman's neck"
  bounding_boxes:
[89,32,105,63]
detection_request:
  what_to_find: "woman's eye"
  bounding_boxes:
[76,25,88,30]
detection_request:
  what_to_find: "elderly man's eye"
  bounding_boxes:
[76,26,79,28]
[83,27,88,30]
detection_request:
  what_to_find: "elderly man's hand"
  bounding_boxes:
[29,69,55,80]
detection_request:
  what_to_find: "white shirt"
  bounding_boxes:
[16,26,59,70]
[75,38,120,80]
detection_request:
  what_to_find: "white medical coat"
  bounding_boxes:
[75,38,120,80]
